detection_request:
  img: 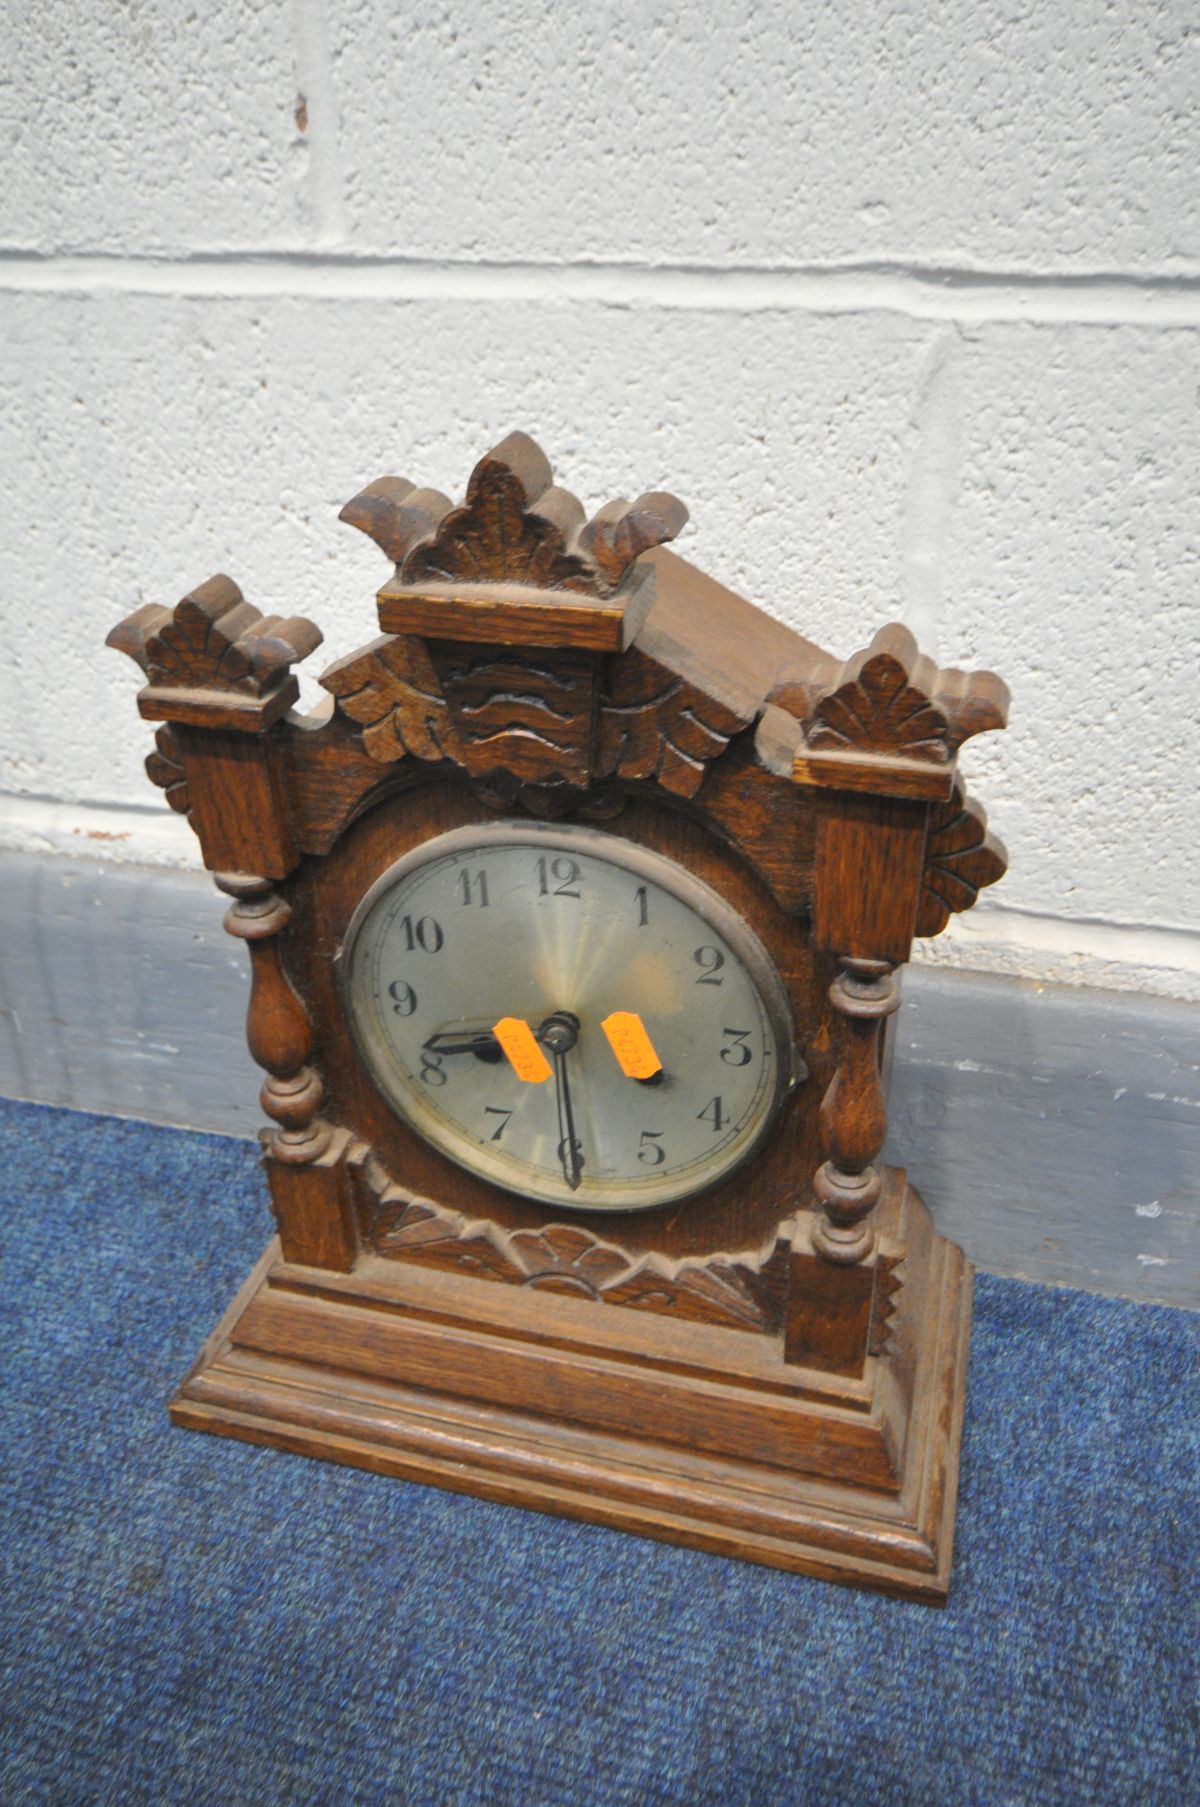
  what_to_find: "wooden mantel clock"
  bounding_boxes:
[108,432,1008,1601]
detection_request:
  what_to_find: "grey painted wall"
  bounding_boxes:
[888,969,1198,1305]
[1,851,1195,1309]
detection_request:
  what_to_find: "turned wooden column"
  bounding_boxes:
[811,957,901,1264]
[217,874,359,1271]
[782,770,931,1374]
[106,577,360,1270]
[217,876,330,1167]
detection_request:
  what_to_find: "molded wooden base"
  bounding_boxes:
[170,1186,973,1603]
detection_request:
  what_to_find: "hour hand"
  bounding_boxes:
[422,1027,502,1060]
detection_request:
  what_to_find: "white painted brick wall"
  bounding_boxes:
[2,1,1198,1000]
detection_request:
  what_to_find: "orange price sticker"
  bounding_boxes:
[491,1017,553,1085]
[601,1011,663,1081]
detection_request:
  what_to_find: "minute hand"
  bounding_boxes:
[551,1049,584,1192]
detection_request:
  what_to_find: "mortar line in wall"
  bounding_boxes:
[2,251,1200,326]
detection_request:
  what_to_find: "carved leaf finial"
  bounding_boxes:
[340,432,688,598]
[791,624,1009,765]
[107,574,322,697]
[576,492,690,590]
[338,478,454,567]
[915,776,1008,937]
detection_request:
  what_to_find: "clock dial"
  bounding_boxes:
[340,823,797,1212]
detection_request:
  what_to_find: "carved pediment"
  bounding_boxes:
[341,430,688,603]
[323,433,749,800]
[322,439,1011,824]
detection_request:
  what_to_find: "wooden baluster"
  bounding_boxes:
[218,875,331,1165]
[811,958,900,1265]
[217,874,357,1270]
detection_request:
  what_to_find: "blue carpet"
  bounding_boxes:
[1,1099,1196,1806]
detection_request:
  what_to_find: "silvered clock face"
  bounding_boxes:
[340,822,798,1212]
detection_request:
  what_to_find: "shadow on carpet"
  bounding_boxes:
[1,1099,1196,1806]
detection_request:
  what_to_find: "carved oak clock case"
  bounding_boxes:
[109,433,1008,1602]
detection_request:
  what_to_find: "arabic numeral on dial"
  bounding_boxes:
[697,1095,725,1133]
[419,1049,447,1086]
[458,868,489,907]
[720,1028,752,1066]
[637,1129,666,1167]
[399,914,444,954]
[536,855,582,898]
[634,884,649,927]
[387,980,418,1016]
[483,1106,513,1142]
[693,945,725,985]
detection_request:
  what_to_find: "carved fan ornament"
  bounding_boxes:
[362,1157,792,1334]
[144,725,191,818]
[596,647,747,796]
[773,623,1009,769]
[916,776,1008,937]
[108,574,322,699]
[768,621,1009,931]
